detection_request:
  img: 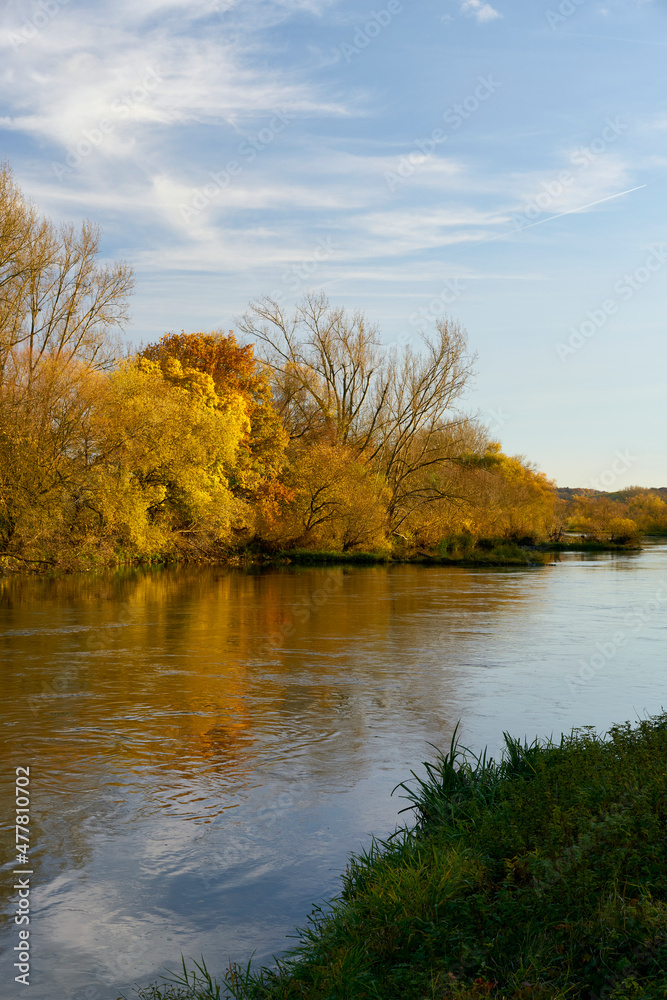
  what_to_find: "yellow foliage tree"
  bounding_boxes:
[0,356,251,565]
[139,331,288,500]
[404,442,557,547]
[469,444,557,539]
[84,359,250,554]
[258,441,390,552]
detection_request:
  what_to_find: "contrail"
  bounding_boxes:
[474,184,647,248]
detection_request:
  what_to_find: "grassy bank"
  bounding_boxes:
[2,535,643,576]
[537,540,643,553]
[264,544,541,567]
[264,536,638,569]
[129,713,667,1000]
[271,536,643,568]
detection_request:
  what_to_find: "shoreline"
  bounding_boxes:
[0,538,647,578]
[130,712,667,1000]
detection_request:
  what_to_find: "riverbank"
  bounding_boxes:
[131,712,667,1000]
[1,536,641,576]
[267,538,641,568]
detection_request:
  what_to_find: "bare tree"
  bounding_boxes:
[0,161,48,372]
[237,292,478,526]
[0,161,134,559]
[0,160,134,388]
[237,292,387,445]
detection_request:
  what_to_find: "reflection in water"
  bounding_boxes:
[0,548,665,998]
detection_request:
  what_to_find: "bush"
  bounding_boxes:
[438,533,476,558]
[608,517,642,545]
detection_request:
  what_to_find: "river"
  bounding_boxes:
[1,545,666,998]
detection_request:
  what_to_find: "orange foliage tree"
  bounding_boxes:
[140,332,288,502]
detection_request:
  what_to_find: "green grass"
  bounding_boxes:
[128,713,667,1000]
[538,540,642,553]
[268,539,547,568]
[269,549,392,565]
[430,536,549,566]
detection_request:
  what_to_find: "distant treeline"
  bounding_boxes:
[0,161,655,571]
[559,488,667,542]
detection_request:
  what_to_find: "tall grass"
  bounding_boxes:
[271,549,391,565]
[434,536,547,565]
[129,713,667,1000]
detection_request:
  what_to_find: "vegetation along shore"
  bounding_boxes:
[1,162,665,576]
[128,712,667,1000]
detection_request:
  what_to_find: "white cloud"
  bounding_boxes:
[506,152,633,218]
[460,0,502,23]
[0,0,347,155]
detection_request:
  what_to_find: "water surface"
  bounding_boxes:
[1,547,665,998]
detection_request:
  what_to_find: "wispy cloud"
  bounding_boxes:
[460,0,502,23]
[0,0,347,151]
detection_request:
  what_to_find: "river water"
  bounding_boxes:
[1,546,666,999]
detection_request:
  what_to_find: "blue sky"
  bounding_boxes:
[1,0,665,487]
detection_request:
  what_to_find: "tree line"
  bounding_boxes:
[1,161,561,569]
[561,489,667,543]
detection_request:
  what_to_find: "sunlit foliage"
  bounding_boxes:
[140,331,288,493]
[0,355,250,564]
[2,162,619,570]
[257,441,391,552]
[566,488,667,540]
[87,359,250,553]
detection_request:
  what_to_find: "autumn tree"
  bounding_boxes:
[140,331,288,495]
[0,355,253,565]
[83,359,250,553]
[237,293,477,528]
[0,355,100,562]
[257,441,391,552]
[465,444,558,539]
[566,488,666,540]
[625,489,667,534]
[400,440,557,547]
[568,494,622,539]
[0,162,134,563]
[0,160,133,387]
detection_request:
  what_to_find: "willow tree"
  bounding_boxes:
[0,161,133,562]
[0,161,133,386]
[237,292,477,529]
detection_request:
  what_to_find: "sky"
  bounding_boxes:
[1,0,665,488]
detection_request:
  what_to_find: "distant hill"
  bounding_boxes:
[557,487,667,502]
[557,488,603,501]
